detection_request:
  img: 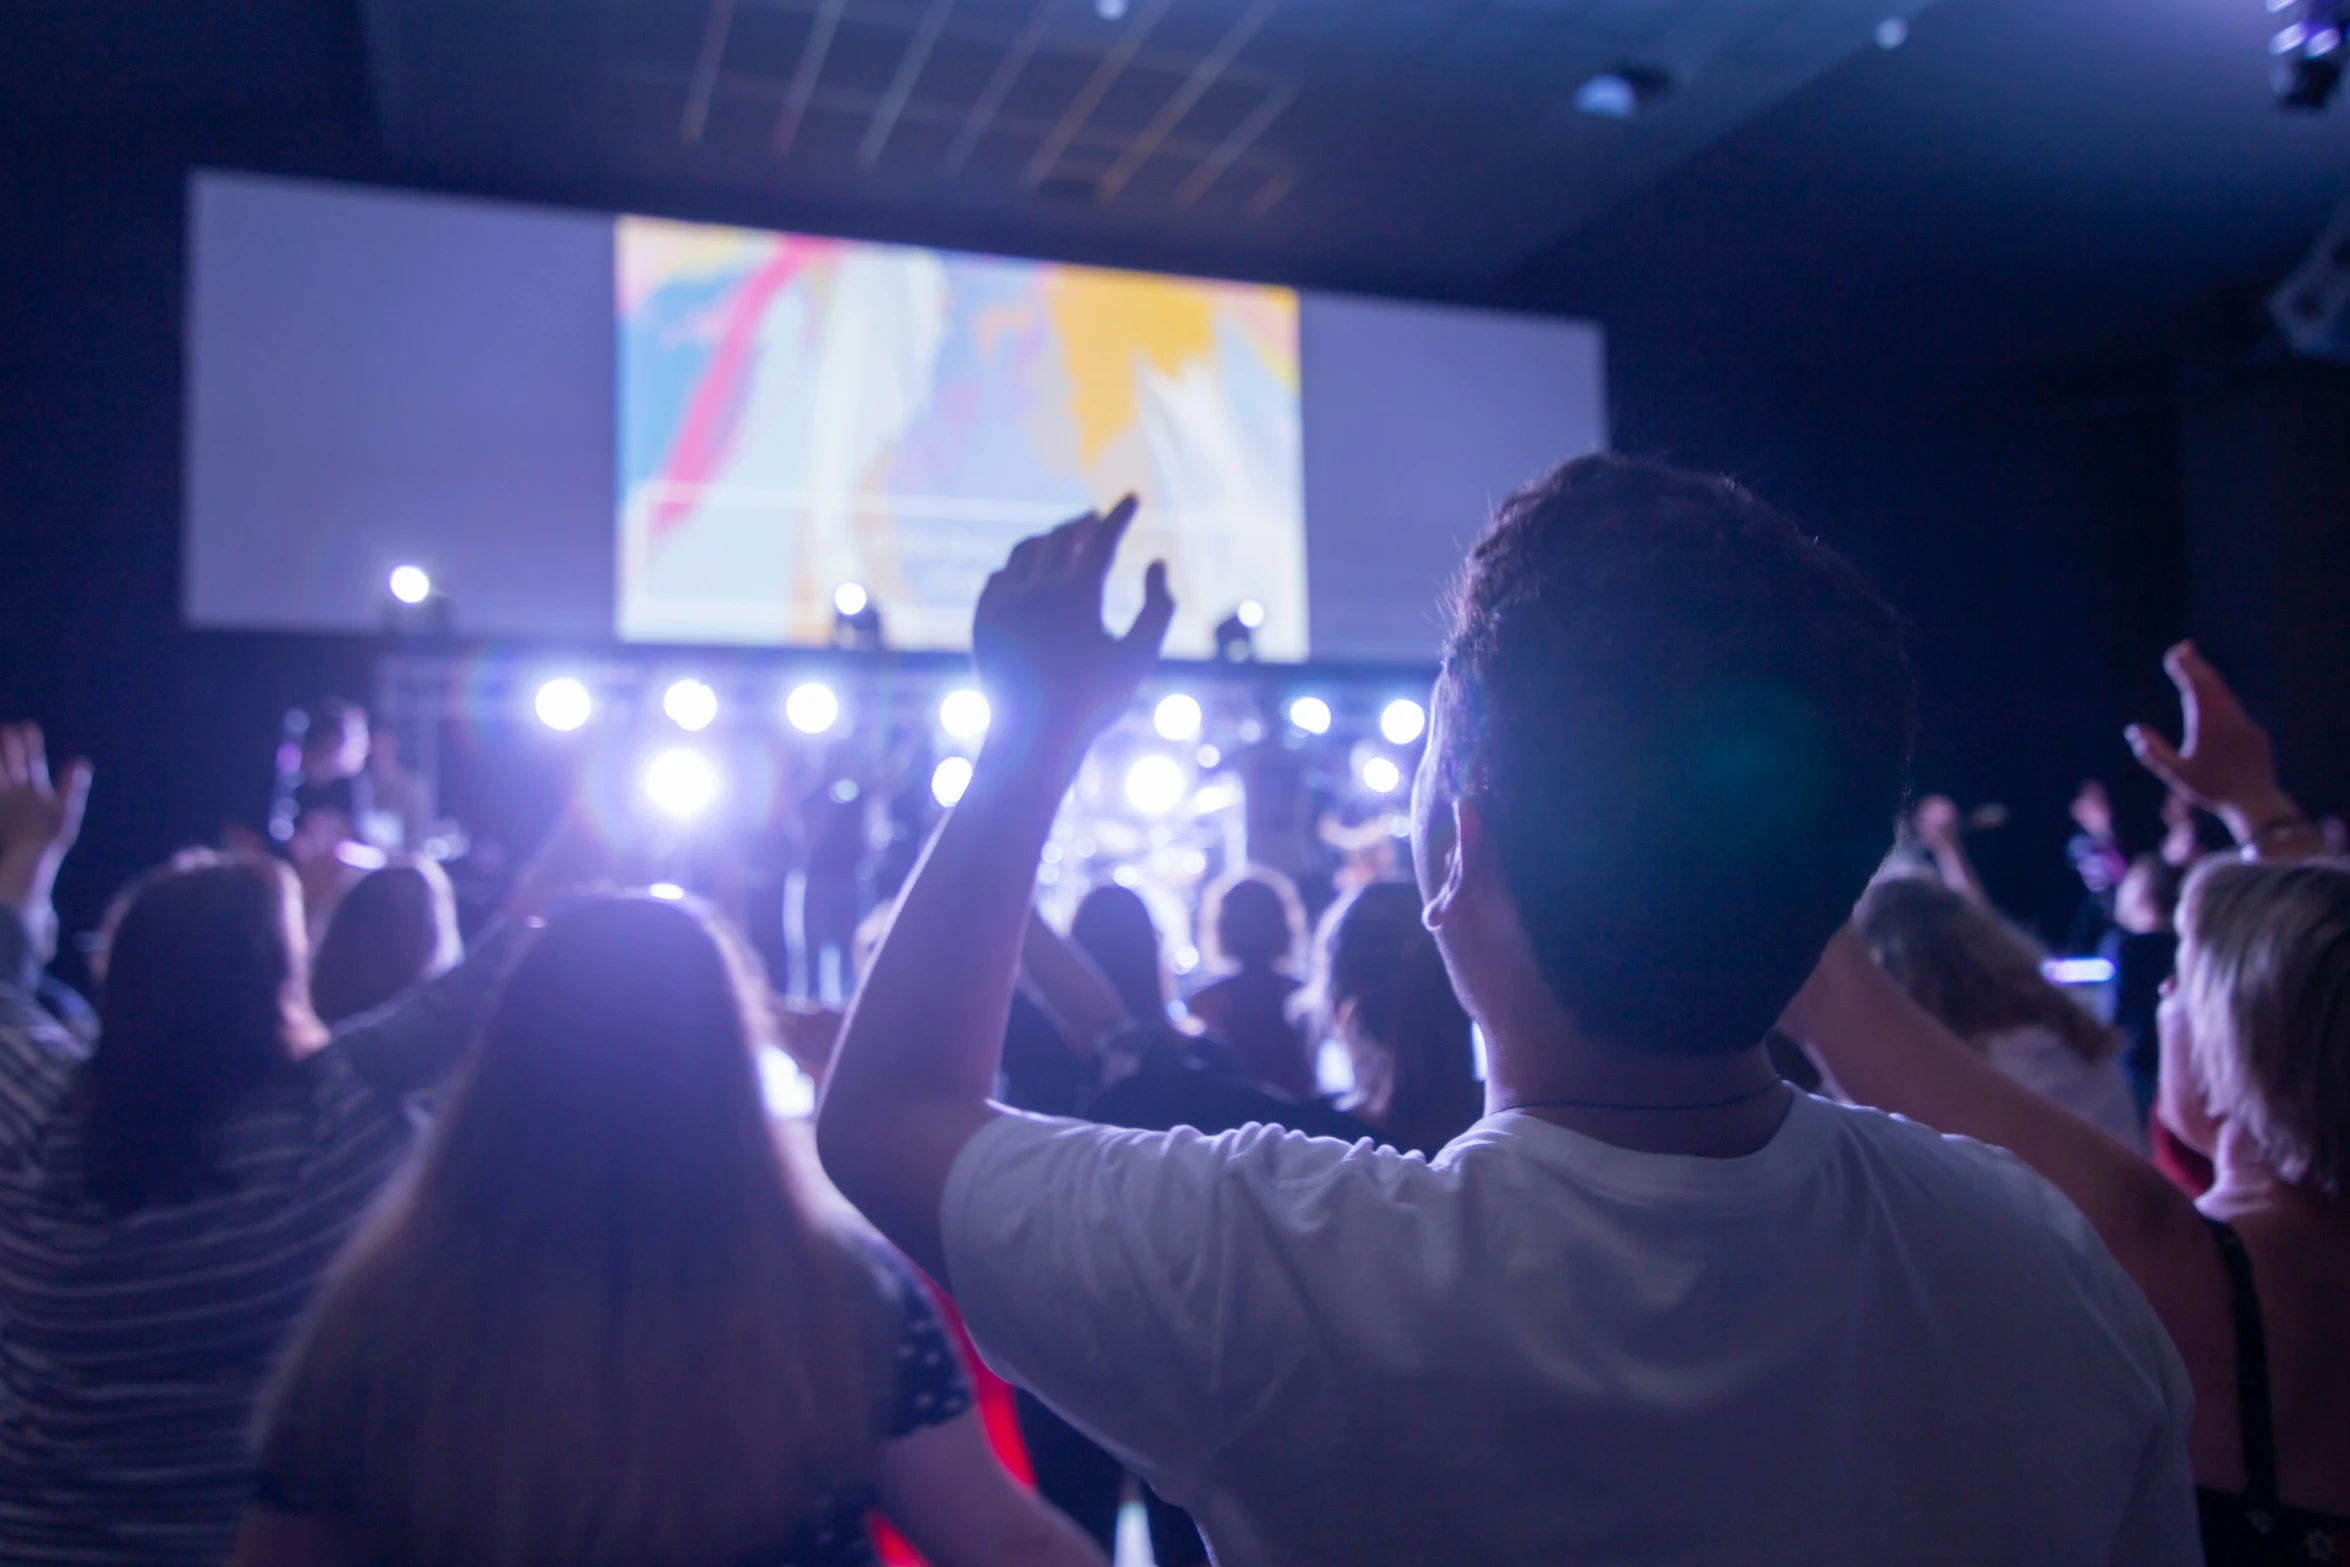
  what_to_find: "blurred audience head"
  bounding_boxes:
[1424,453,1914,1056]
[299,698,370,782]
[308,858,461,1025]
[1202,866,1306,975]
[2115,853,2186,937]
[264,894,879,1563]
[2164,859,2350,1195]
[83,851,317,1211]
[1855,873,2115,1063]
[1312,880,1481,1151]
[1072,883,1170,1024]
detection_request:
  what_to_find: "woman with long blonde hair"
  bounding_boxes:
[233,894,1099,1567]
[1790,645,2349,1562]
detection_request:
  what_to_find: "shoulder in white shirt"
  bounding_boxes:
[942,1091,2196,1567]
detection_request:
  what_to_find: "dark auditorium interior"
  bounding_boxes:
[3,0,2348,1561]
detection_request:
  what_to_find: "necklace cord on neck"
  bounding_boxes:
[1497,1080,1790,1116]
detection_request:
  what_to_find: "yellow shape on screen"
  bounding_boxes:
[1046,267,1217,466]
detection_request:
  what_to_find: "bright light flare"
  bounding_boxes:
[1380,698,1428,745]
[663,678,718,732]
[388,565,432,605]
[939,688,991,742]
[534,677,592,732]
[1153,693,1203,742]
[932,756,974,807]
[1236,599,1266,630]
[1123,754,1188,816]
[648,882,687,901]
[1287,696,1332,736]
[785,682,840,735]
[643,748,721,820]
[1361,755,1404,795]
[833,583,869,617]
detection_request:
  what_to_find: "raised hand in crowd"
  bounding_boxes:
[2127,640,2321,858]
[0,723,93,923]
[2071,778,2115,844]
[819,496,1172,1279]
[1909,793,1989,907]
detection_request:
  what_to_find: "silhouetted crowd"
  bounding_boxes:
[1,454,2343,1566]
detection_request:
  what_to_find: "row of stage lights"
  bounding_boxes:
[527,666,1428,826]
[395,561,1422,828]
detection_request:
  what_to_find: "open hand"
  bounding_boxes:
[973,496,1175,766]
[1911,795,1962,855]
[2125,642,2283,826]
[0,725,92,866]
[2069,780,2112,843]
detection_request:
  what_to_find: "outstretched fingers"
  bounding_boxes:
[1078,494,1140,583]
[1117,559,1176,676]
[2124,723,2188,795]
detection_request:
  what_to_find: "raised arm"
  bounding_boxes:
[1782,928,2214,1330]
[2127,640,2323,861]
[1019,904,1131,1054]
[817,499,1173,1281]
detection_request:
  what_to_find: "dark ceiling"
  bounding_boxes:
[357,0,1939,291]
[10,0,2347,381]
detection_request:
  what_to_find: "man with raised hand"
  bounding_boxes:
[819,461,2197,1565]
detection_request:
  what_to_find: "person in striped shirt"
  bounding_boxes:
[0,721,553,1565]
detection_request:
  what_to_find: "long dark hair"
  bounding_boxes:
[1072,883,1171,1023]
[1311,881,1482,1154]
[310,858,460,1025]
[259,896,883,1565]
[1856,873,2116,1062]
[81,852,310,1211]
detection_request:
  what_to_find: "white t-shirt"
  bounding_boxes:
[1980,1024,2148,1152]
[943,1092,2196,1566]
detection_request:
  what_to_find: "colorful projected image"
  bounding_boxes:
[617,217,1307,657]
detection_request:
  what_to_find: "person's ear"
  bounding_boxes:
[1423,797,1484,931]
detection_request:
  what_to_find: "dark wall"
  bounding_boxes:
[2181,356,2350,820]
[2,131,381,968]
[1596,345,2193,935]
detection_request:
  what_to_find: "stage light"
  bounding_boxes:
[1096,0,1127,18]
[1124,754,1188,816]
[663,678,718,732]
[1236,599,1266,630]
[1380,698,1427,745]
[833,583,870,617]
[2043,956,2117,986]
[2272,0,2345,106]
[939,687,991,742]
[785,682,840,735]
[1360,755,1404,795]
[1575,63,1673,119]
[648,882,687,901]
[1154,693,1203,742]
[931,755,974,808]
[534,677,592,732]
[643,747,720,820]
[1874,16,1907,48]
[388,565,432,605]
[1287,696,1332,736]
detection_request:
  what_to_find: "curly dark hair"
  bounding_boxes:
[1438,453,1914,1055]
